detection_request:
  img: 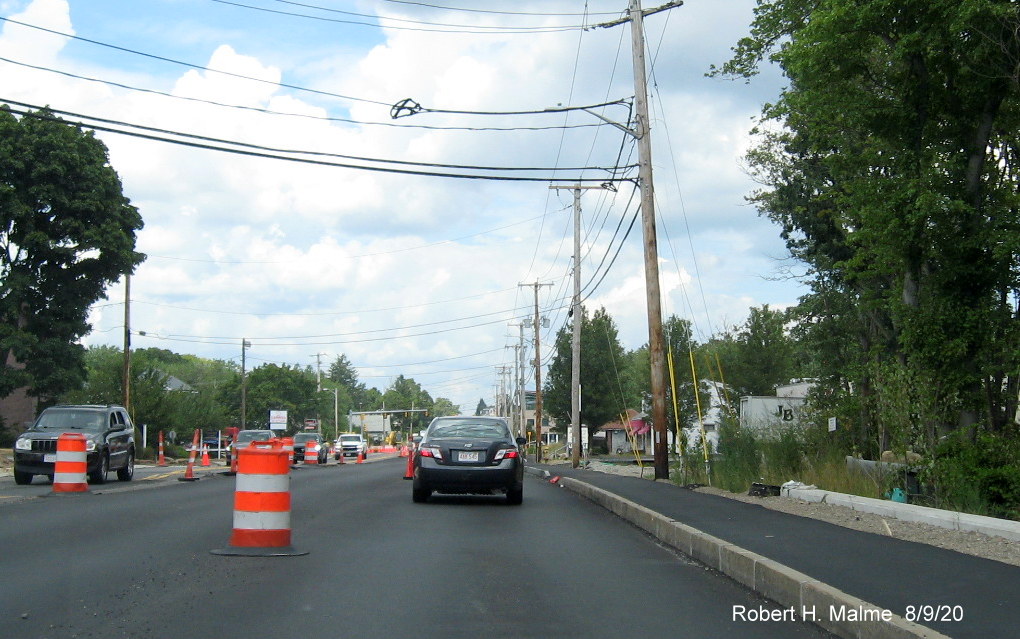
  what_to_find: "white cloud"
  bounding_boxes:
[3,0,803,410]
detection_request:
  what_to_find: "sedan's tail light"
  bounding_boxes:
[419,446,444,461]
[494,449,519,461]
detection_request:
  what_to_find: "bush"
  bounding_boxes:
[924,428,1020,520]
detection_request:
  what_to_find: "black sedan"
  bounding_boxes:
[412,416,526,505]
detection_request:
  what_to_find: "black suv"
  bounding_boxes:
[292,432,329,464]
[13,405,136,485]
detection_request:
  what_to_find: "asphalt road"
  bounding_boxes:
[0,457,832,639]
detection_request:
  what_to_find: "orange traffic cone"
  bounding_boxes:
[403,451,414,480]
[179,429,201,482]
[227,432,239,476]
[356,451,365,464]
[157,430,168,467]
[201,442,211,466]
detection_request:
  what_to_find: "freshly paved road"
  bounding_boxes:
[0,456,831,639]
[533,463,1018,639]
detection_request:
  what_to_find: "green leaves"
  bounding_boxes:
[724,0,1020,442]
[0,106,144,400]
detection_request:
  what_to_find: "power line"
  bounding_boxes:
[0,16,389,106]
[135,312,523,346]
[149,305,531,340]
[0,56,607,133]
[214,0,591,33]
[380,0,621,17]
[2,102,628,183]
[1,99,625,175]
[390,96,631,119]
[95,286,520,317]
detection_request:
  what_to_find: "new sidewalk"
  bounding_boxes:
[527,464,1017,639]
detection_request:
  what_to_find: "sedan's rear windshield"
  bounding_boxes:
[294,433,319,442]
[237,431,273,442]
[34,409,106,431]
[429,421,510,439]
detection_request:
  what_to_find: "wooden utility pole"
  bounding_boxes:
[596,0,683,479]
[550,184,604,468]
[519,281,552,461]
[509,321,527,440]
[122,274,131,413]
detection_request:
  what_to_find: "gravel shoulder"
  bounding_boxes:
[567,460,1020,568]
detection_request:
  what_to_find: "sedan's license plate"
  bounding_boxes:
[458,451,480,462]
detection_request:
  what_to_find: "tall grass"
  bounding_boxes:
[674,421,882,499]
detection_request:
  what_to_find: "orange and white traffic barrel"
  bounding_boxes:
[52,433,89,493]
[303,442,318,465]
[211,439,306,557]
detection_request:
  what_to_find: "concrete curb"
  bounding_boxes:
[783,487,1020,542]
[528,467,949,639]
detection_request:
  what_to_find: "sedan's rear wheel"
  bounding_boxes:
[506,484,523,505]
[412,481,431,503]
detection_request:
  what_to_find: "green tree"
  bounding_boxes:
[62,346,231,445]
[220,363,317,432]
[0,106,144,402]
[431,397,458,418]
[474,398,488,416]
[544,307,632,443]
[716,1,1020,447]
[708,305,798,397]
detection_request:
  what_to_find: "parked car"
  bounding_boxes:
[412,416,526,505]
[335,433,368,460]
[227,429,275,462]
[292,432,329,464]
[13,404,136,485]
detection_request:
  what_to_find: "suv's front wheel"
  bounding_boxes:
[117,450,135,481]
[13,469,33,485]
[89,453,109,484]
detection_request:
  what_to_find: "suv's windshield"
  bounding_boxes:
[340,435,361,442]
[294,433,319,443]
[34,408,106,431]
[429,420,509,439]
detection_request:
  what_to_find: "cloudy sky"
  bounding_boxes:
[0,0,801,412]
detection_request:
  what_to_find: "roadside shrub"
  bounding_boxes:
[924,428,1020,520]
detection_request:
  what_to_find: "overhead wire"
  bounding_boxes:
[380,0,621,17]
[214,0,592,33]
[0,16,389,106]
[1,102,624,182]
[148,305,532,340]
[0,56,608,132]
[136,313,525,346]
[1,99,626,175]
[92,286,519,316]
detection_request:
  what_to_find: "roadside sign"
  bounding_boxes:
[269,410,288,431]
